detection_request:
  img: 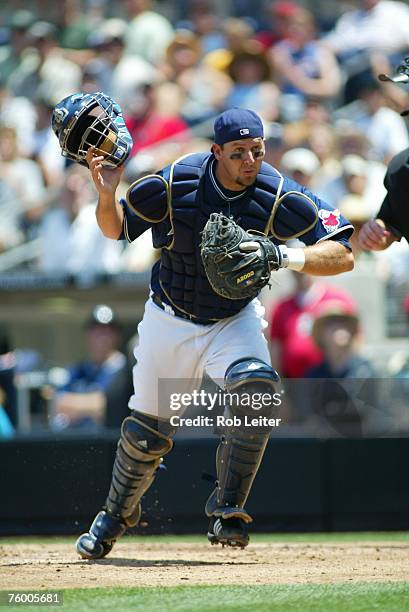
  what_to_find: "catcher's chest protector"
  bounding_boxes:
[157,153,284,321]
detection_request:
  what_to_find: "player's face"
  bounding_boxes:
[213,138,265,190]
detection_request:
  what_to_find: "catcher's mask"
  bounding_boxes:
[52,92,132,167]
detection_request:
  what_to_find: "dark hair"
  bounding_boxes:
[0,329,10,355]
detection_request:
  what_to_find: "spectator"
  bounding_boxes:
[203,18,262,73]
[316,154,387,224]
[84,18,155,108]
[0,76,37,153]
[282,97,332,149]
[0,124,46,242]
[255,1,301,50]
[123,80,189,157]
[9,21,81,104]
[271,7,341,122]
[0,10,34,85]
[268,272,357,378]
[58,0,95,50]
[179,0,225,54]
[352,78,409,163]
[302,298,376,435]
[38,164,123,275]
[324,0,409,61]
[229,0,268,26]
[226,46,279,122]
[324,0,409,104]
[31,92,66,189]
[280,147,320,188]
[123,0,174,66]
[162,29,231,124]
[51,305,127,430]
[334,124,372,160]
[307,298,374,378]
[161,29,202,81]
[0,177,23,252]
[307,123,341,187]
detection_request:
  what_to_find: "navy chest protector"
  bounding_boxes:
[125,153,318,321]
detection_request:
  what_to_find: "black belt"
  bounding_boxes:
[152,294,215,326]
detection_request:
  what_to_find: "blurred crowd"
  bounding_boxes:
[1,0,409,277]
[1,292,408,438]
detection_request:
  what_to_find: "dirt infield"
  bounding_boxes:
[1,540,408,589]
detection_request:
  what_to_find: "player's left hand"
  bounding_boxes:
[200,213,282,300]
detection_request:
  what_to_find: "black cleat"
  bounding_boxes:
[75,510,126,560]
[207,516,249,549]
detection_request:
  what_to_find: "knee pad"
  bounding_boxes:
[224,358,280,418]
[120,413,174,462]
[225,358,280,392]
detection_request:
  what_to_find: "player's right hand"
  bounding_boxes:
[358,218,391,251]
[86,147,124,197]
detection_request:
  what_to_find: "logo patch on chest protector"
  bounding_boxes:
[237,270,255,284]
[318,209,341,233]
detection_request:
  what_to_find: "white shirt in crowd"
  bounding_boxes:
[39,203,123,276]
[324,0,409,54]
[354,107,409,162]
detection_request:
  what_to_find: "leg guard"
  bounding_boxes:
[105,413,174,527]
[206,358,280,534]
[76,412,174,559]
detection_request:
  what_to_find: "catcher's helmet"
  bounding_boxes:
[52,92,132,167]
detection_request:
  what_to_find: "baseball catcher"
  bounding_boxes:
[52,104,354,558]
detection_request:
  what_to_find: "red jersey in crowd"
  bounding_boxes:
[268,283,356,378]
[125,113,189,157]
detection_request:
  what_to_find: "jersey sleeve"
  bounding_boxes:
[118,166,171,242]
[280,177,354,247]
[118,198,153,242]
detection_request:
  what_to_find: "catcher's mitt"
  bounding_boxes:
[200,213,283,300]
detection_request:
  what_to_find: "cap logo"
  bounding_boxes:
[239,128,250,135]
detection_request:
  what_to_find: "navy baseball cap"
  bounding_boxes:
[213,108,264,145]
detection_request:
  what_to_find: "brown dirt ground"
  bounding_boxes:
[1,541,408,589]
